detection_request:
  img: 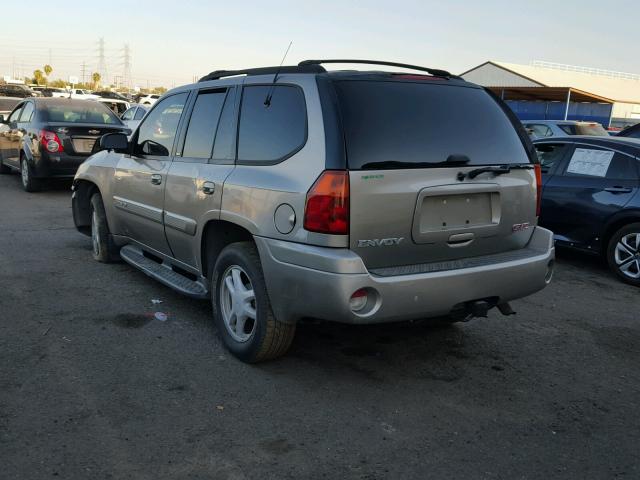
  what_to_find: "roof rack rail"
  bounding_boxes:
[298,59,458,79]
[198,64,326,82]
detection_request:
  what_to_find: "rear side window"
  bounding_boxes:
[182,90,227,159]
[526,124,553,138]
[559,125,577,135]
[122,107,135,120]
[237,85,306,163]
[535,143,568,174]
[563,147,637,180]
[334,81,530,169]
[19,103,34,122]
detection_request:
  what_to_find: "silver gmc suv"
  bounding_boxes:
[71,59,555,362]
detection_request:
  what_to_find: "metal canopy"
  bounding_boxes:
[489,86,614,104]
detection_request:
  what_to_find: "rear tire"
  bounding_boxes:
[607,223,640,286]
[20,157,40,192]
[90,193,119,263]
[211,242,296,363]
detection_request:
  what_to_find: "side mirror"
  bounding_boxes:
[0,114,6,124]
[97,132,129,153]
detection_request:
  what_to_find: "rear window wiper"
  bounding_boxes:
[361,155,470,170]
[457,164,534,181]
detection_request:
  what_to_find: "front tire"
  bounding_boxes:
[0,154,10,174]
[20,157,40,192]
[607,223,640,286]
[90,193,119,263]
[211,242,296,363]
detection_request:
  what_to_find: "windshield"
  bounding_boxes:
[576,123,608,136]
[334,80,530,170]
[42,103,122,124]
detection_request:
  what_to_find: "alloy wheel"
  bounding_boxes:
[91,211,100,257]
[219,265,257,342]
[614,233,640,279]
[21,160,29,188]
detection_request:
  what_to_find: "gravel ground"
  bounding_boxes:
[1,173,639,479]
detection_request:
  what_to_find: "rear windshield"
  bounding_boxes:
[334,80,530,170]
[576,123,608,136]
[42,103,122,124]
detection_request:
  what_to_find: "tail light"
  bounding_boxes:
[534,164,542,216]
[39,129,64,153]
[303,170,349,235]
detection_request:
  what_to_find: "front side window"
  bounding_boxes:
[182,90,227,159]
[535,143,568,174]
[527,124,553,138]
[8,104,23,123]
[237,85,306,163]
[134,108,146,120]
[135,92,188,157]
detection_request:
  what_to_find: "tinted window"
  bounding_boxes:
[526,124,552,138]
[121,107,135,121]
[8,105,23,123]
[43,103,121,124]
[212,89,237,161]
[559,124,577,135]
[182,91,226,159]
[134,107,146,120]
[19,103,34,122]
[563,147,637,180]
[135,93,188,157]
[620,124,640,139]
[237,85,306,163]
[334,81,529,169]
[535,143,568,173]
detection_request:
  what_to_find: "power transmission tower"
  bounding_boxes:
[81,61,87,85]
[97,37,107,84]
[122,44,132,91]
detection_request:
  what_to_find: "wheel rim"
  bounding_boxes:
[21,160,28,187]
[91,210,100,256]
[219,265,257,342]
[614,232,640,279]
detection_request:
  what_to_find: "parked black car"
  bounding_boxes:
[0,98,130,191]
[617,122,640,139]
[0,84,36,98]
[534,136,640,285]
[94,90,129,101]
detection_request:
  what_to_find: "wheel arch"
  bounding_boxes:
[200,220,255,278]
[603,211,640,253]
[72,179,101,235]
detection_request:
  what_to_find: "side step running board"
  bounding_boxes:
[120,245,209,299]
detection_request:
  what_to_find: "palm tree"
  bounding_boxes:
[33,69,45,86]
[92,72,101,89]
[43,64,52,84]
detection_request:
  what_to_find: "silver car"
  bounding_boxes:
[71,60,555,362]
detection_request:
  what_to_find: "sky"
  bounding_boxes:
[1,0,638,88]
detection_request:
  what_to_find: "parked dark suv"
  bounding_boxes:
[535,136,640,285]
[0,98,130,191]
[71,60,554,362]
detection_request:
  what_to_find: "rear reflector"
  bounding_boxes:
[349,288,368,312]
[303,170,349,235]
[39,129,64,153]
[534,164,542,217]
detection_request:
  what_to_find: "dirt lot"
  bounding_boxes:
[1,174,639,479]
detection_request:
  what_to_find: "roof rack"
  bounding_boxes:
[298,59,458,79]
[198,64,326,82]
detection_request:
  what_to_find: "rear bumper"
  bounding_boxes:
[33,153,88,178]
[255,227,555,324]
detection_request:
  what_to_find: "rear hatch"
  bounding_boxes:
[332,78,538,270]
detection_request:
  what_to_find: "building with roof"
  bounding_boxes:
[461,60,640,129]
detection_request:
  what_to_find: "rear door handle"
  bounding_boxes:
[605,186,632,194]
[202,181,215,195]
[150,174,162,185]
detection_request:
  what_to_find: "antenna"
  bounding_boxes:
[264,41,292,107]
